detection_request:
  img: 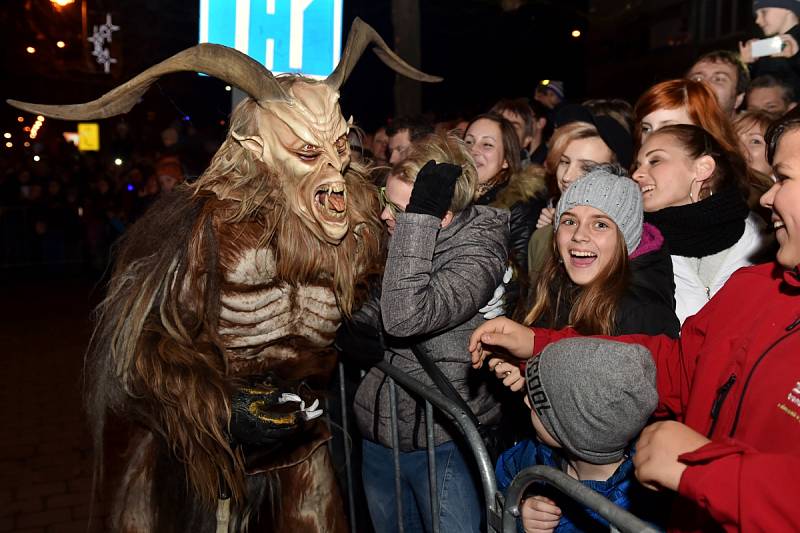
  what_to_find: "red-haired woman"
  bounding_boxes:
[634,78,773,208]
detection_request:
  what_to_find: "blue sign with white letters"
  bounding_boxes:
[199,0,343,79]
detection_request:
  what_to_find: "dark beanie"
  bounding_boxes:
[754,0,800,16]
[525,338,657,464]
[553,104,633,169]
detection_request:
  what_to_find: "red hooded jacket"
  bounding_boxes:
[531,262,800,531]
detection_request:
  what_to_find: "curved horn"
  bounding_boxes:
[326,17,443,90]
[7,44,290,121]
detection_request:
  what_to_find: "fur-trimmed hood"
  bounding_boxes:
[489,164,549,210]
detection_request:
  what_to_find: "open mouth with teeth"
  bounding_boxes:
[774,220,786,231]
[314,182,347,222]
[569,250,598,267]
[639,184,655,194]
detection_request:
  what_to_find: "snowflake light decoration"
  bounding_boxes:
[88,13,120,74]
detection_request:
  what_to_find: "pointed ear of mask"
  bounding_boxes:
[232,131,265,157]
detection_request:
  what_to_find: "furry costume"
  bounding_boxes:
[8,19,440,532]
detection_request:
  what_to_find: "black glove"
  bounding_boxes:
[229,373,322,453]
[334,319,385,369]
[405,160,462,219]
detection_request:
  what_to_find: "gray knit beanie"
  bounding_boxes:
[753,0,800,16]
[525,337,657,465]
[554,167,643,253]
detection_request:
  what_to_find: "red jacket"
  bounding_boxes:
[532,262,800,531]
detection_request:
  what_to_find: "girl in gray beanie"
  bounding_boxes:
[520,163,679,339]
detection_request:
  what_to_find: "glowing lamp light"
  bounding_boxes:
[224,85,232,92]
[24,142,30,147]
[26,46,36,54]
[50,0,76,7]
[127,184,134,191]
[33,155,41,162]
[3,133,10,139]
[23,126,31,132]
[571,29,581,38]
[541,79,550,86]
[114,158,123,166]
[5,142,12,148]
[36,115,44,122]
[17,116,24,123]
[56,41,66,48]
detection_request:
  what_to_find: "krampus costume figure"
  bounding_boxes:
[9,19,440,532]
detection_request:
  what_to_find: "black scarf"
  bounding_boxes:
[644,185,749,258]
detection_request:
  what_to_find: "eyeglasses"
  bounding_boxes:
[379,186,405,216]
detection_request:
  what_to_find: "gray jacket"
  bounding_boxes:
[353,205,510,451]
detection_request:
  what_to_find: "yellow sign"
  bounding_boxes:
[78,122,100,151]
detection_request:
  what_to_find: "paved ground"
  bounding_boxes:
[0,274,374,532]
[0,275,117,533]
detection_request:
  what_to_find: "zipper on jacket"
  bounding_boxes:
[705,286,711,300]
[786,315,800,331]
[706,374,736,438]
[728,322,800,437]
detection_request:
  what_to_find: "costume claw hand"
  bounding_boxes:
[479,267,513,319]
[230,374,322,449]
[277,393,323,421]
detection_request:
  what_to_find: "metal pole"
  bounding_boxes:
[501,466,659,533]
[375,361,498,521]
[388,378,405,533]
[424,400,440,533]
[338,362,357,533]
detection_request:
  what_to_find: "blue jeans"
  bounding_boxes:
[362,439,483,533]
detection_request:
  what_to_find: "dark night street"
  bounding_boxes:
[0,275,117,532]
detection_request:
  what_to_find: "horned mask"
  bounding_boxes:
[7,18,441,244]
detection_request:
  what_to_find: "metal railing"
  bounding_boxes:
[328,358,657,533]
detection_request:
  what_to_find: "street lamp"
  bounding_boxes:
[57,41,66,48]
[50,0,76,7]
[26,46,36,54]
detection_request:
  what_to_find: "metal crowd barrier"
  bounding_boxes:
[327,358,658,533]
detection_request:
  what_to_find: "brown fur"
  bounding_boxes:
[86,145,383,530]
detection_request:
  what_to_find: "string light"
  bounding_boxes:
[5,142,12,148]
[571,29,581,38]
[17,117,24,123]
[114,158,123,166]
[56,41,66,48]
[3,133,10,139]
[33,155,41,162]
[30,116,44,139]
[26,46,36,54]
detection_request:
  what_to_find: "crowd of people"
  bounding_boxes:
[0,120,217,274]
[339,2,800,532]
[6,2,800,532]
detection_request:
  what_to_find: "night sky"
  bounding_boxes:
[0,0,590,139]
